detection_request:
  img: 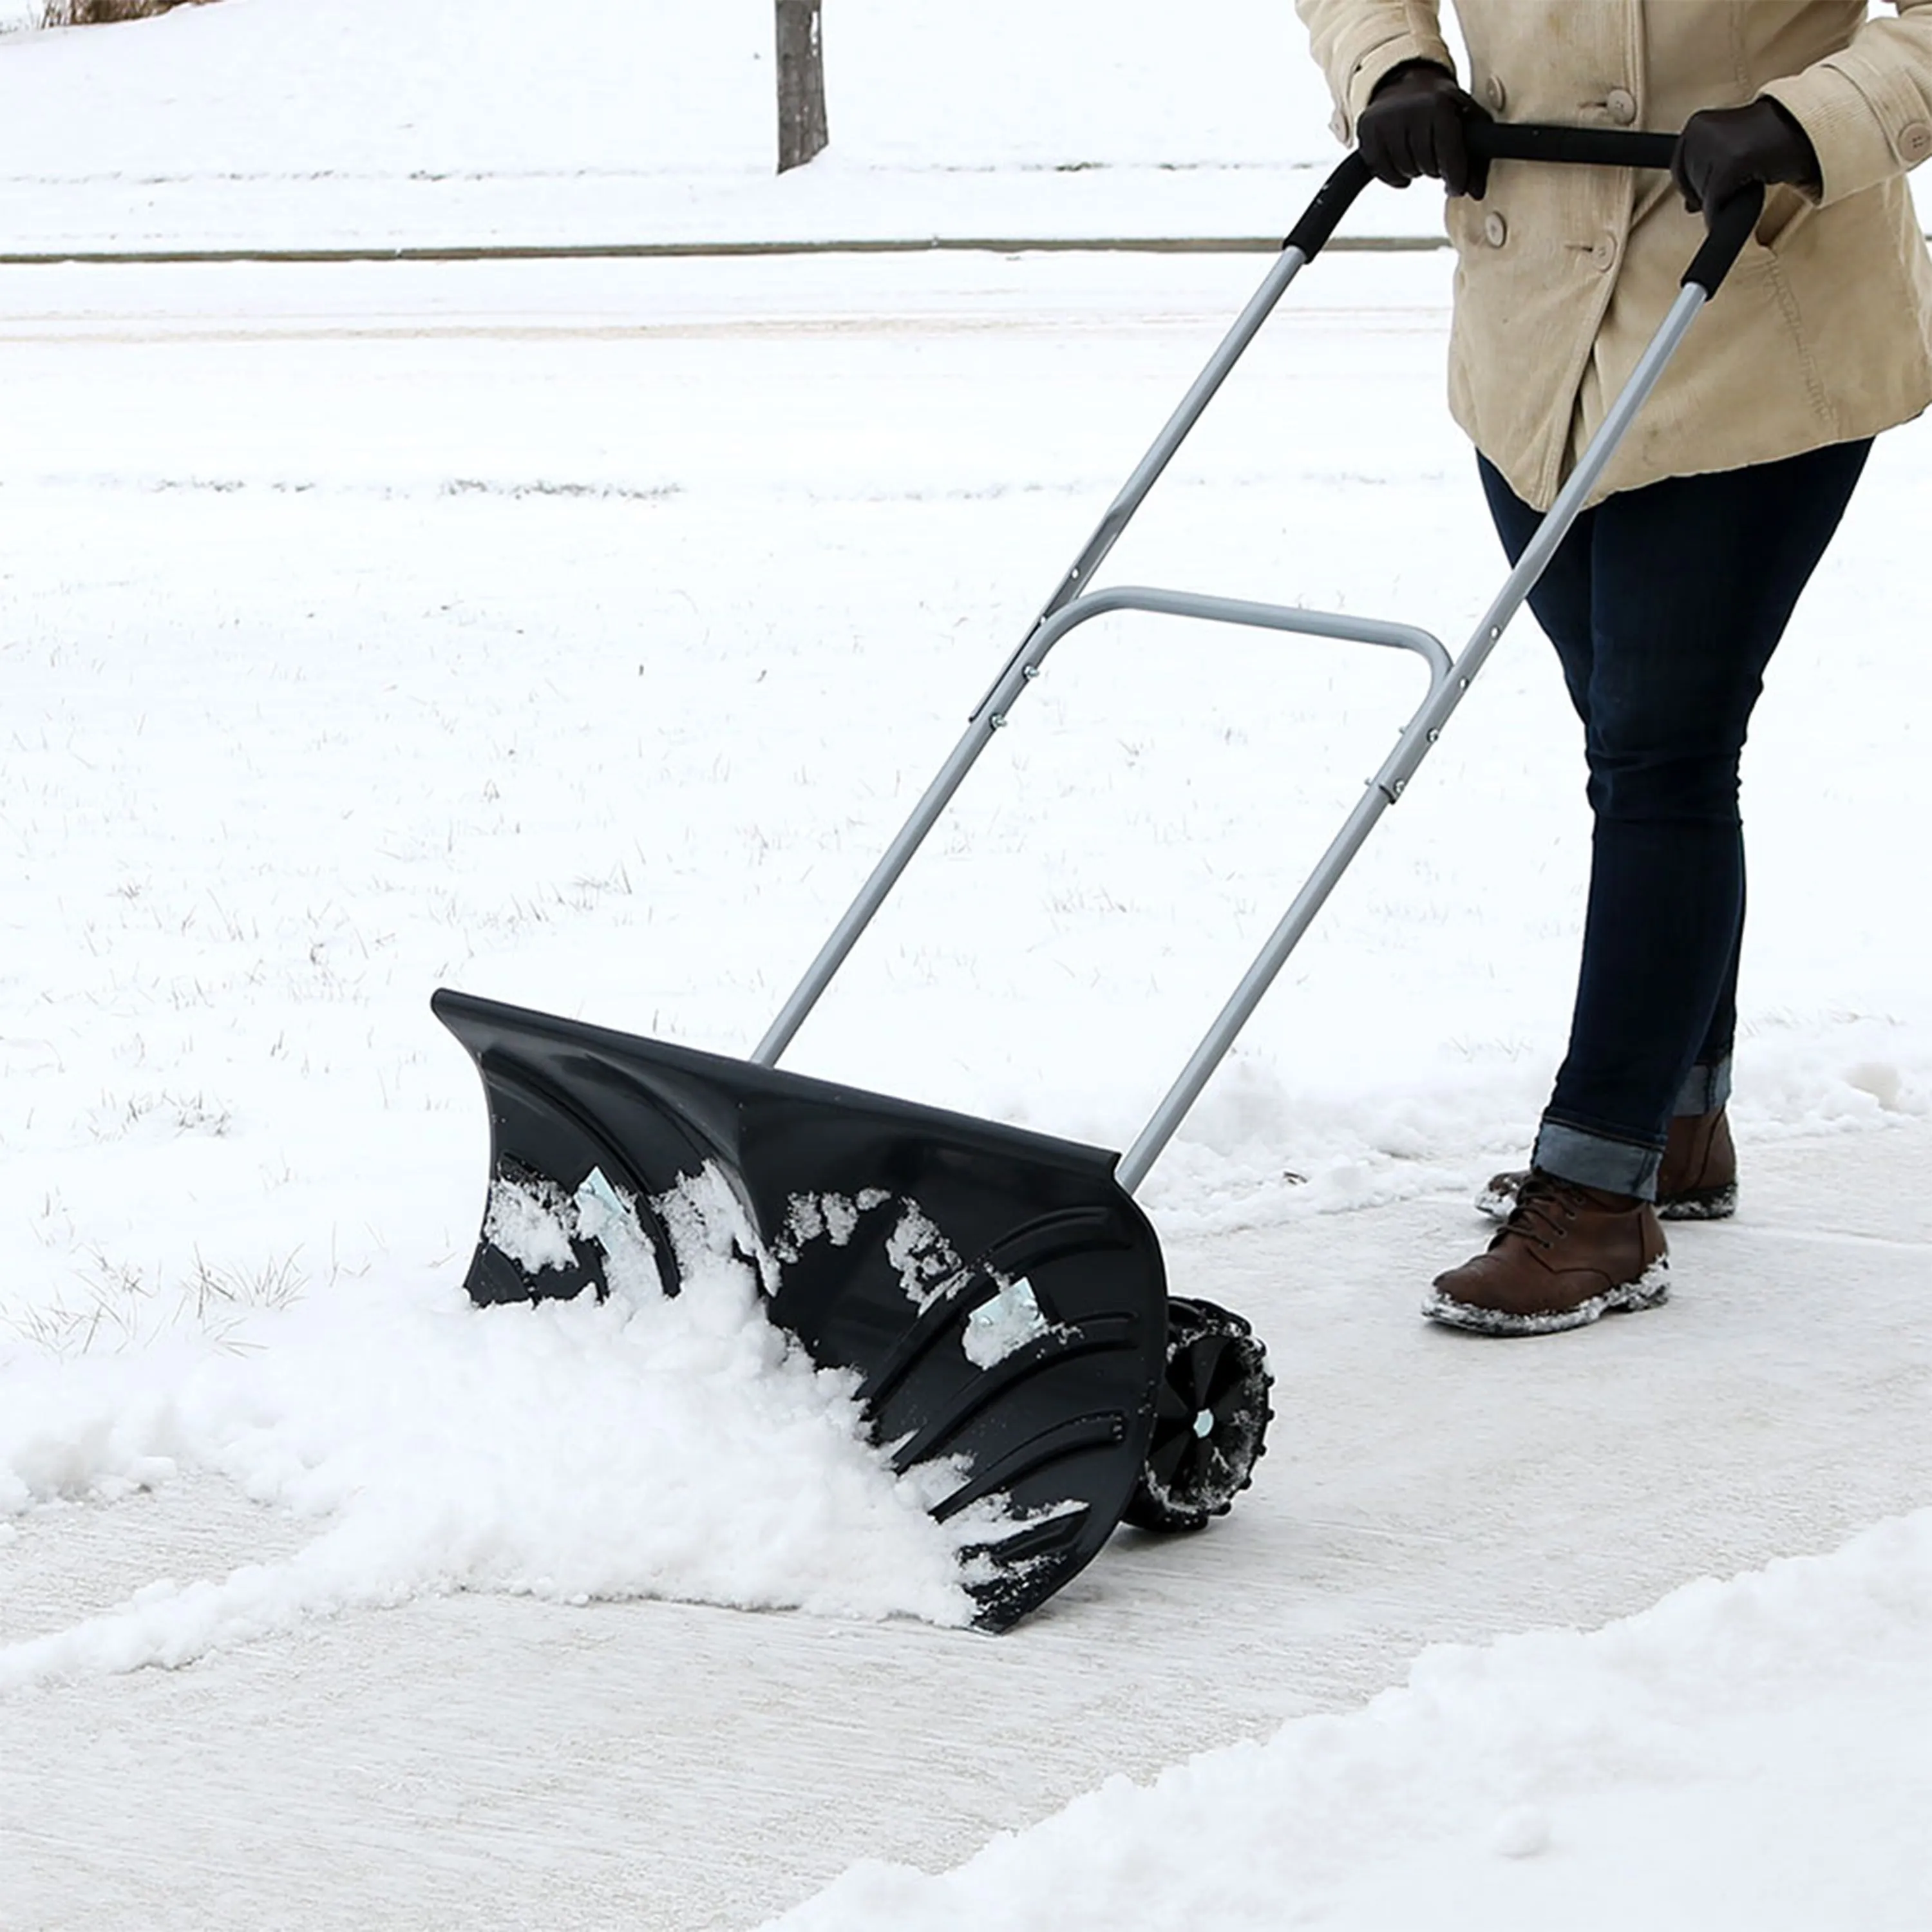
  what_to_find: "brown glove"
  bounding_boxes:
[1672,99,1821,221]
[1356,61,1492,199]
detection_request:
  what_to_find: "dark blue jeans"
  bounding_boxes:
[1479,439,1871,1197]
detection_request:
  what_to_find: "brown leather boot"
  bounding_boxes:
[1654,1106,1737,1218]
[1426,1171,1670,1336]
[1476,1107,1736,1224]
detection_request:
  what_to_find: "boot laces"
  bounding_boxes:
[1498,1172,1585,1251]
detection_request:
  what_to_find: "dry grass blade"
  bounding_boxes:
[41,0,219,24]
[5,1247,306,1356]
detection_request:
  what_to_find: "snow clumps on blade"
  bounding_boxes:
[482,1171,579,1274]
[961,1278,1052,1370]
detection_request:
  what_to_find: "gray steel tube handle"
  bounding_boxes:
[753,135,1750,1193]
[756,231,1329,1075]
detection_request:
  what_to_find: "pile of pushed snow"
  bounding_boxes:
[0,1170,998,1690]
[770,1510,1932,1930]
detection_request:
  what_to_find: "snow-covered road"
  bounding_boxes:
[5,251,1931,1929]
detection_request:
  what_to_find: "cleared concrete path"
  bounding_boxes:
[5,1123,1929,1931]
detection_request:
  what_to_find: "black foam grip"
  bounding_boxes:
[1283,124,1672,257]
[1282,123,1759,298]
[1282,151,1374,260]
[1683,183,1765,294]
[1465,122,1678,171]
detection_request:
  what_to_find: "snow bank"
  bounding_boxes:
[769,1509,1932,1929]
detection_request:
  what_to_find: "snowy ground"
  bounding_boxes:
[8,0,1926,252]
[0,0,1391,251]
[5,3,1932,1926]
[5,240,1932,1932]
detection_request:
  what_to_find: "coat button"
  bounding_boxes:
[1485,75,1507,113]
[1605,88,1637,126]
[1484,211,1508,247]
[1590,232,1618,271]
[1902,120,1932,162]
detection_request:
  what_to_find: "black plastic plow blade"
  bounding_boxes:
[433,987,1168,1631]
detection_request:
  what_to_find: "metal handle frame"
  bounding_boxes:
[752,133,1759,1197]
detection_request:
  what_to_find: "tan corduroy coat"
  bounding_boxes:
[1296,0,1932,506]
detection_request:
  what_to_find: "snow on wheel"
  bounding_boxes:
[1123,1296,1273,1534]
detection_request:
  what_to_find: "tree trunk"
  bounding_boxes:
[774,0,828,174]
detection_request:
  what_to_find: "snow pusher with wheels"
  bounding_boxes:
[434,126,1763,1631]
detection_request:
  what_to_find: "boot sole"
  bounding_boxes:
[1476,1184,1736,1225]
[1422,1257,1672,1338]
[1658,1184,1738,1222]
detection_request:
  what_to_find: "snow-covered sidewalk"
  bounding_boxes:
[6,1126,1931,1931]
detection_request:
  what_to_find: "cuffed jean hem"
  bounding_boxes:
[1531,1119,1663,1200]
[1675,1056,1732,1117]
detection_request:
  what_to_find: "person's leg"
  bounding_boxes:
[1478,455,1598,719]
[1478,453,1738,1203]
[1533,437,1871,1197]
[1681,920,1741,1116]
[1477,453,1747,1215]
[1434,439,1871,1334]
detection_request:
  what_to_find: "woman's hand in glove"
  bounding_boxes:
[1672,99,1821,221]
[1356,62,1492,198]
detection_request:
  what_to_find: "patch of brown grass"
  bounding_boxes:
[43,0,220,24]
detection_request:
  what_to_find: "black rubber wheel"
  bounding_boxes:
[1122,1296,1273,1534]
